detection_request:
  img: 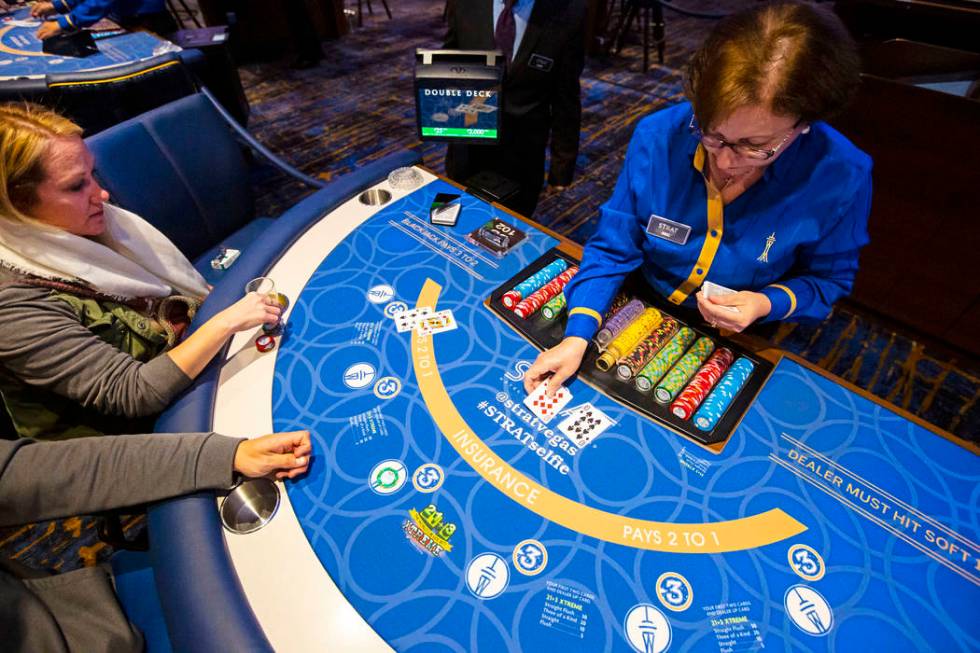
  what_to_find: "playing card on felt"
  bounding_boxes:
[394,307,432,332]
[557,405,614,447]
[559,402,594,421]
[523,383,572,424]
[416,309,458,336]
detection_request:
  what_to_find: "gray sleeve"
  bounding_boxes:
[0,433,242,526]
[0,286,192,418]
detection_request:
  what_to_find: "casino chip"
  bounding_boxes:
[255,335,276,352]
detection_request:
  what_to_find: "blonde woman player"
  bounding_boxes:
[0,103,281,438]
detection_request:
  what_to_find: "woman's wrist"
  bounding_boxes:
[209,308,236,339]
[563,336,590,353]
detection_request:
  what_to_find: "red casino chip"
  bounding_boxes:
[255,335,276,352]
[671,393,700,419]
[502,290,522,308]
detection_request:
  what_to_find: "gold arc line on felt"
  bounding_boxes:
[0,25,47,57]
[412,279,806,553]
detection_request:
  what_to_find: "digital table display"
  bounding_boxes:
[415,50,504,144]
[417,84,500,140]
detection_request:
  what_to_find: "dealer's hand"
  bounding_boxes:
[30,1,56,18]
[524,336,588,397]
[234,431,312,480]
[36,20,61,40]
[695,290,771,333]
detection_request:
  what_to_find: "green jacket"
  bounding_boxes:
[0,281,197,440]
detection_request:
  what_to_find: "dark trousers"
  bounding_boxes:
[284,0,322,62]
[444,110,550,218]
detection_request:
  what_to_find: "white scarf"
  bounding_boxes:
[0,203,209,300]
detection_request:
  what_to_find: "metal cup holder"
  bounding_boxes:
[358,188,392,206]
[220,478,280,535]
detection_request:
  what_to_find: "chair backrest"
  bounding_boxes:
[832,74,980,355]
[0,53,202,136]
[87,92,255,261]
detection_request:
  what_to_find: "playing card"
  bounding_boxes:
[557,405,614,447]
[559,402,594,421]
[394,307,432,332]
[430,202,461,226]
[701,280,740,314]
[416,309,458,336]
[523,382,572,424]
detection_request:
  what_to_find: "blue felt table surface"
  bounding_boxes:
[271,181,980,652]
[0,6,167,77]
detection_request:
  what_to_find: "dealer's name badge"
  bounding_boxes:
[528,54,554,72]
[646,214,691,245]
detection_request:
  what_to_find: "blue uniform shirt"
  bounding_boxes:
[564,101,872,340]
[54,0,165,31]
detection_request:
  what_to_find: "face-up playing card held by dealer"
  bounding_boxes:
[523,382,572,424]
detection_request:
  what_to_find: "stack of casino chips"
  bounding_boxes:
[669,347,734,419]
[541,293,567,321]
[605,294,629,318]
[693,357,755,431]
[635,327,696,392]
[502,258,569,309]
[595,308,663,371]
[653,336,715,404]
[513,267,578,318]
[596,299,645,348]
[615,316,678,381]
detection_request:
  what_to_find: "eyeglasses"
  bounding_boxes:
[689,116,800,161]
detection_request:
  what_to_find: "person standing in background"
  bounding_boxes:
[444,0,587,217]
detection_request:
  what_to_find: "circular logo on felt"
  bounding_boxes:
[367,284,395,304]
[512,539,547,576]
[412,463,445,493]
[787,544,825,582]
[368,459,407,495]
[373,376,402,400]
[655,572,693,612]
[343,362,376,389]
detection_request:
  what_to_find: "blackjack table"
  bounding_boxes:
[153,163,980,653]
[0,6,172,79]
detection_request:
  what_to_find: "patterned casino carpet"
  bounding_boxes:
[2,0,975,579]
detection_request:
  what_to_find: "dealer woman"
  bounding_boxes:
[527,2,872,395]
[0,102,280,439]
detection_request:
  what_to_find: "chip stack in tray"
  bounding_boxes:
[494,254,759,438]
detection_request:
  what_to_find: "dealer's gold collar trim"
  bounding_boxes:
[667,145,725,305]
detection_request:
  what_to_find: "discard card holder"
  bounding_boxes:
[42,30,99,58]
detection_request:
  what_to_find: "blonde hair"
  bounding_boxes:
[685,2,860,130]
[0,103,83,223]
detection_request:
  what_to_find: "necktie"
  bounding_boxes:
[495,0,516,62]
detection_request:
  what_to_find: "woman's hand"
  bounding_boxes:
[234,430,312,480]
[168,293,282,379]
[212,292,281,336]
[695,290,771,332]
[524,337,589,396]
[30,2,56,17]
[35,20,61,40]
